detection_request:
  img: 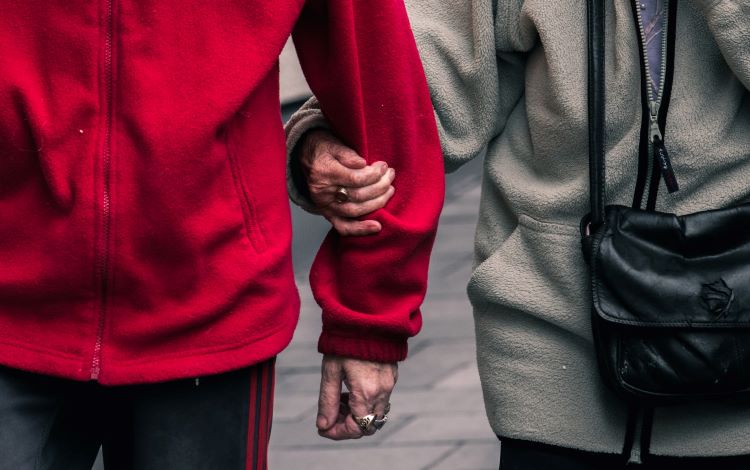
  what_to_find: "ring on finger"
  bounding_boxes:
[352,413,377,433]
[352,402,391,433]
[373,414,388,430]
[373,402,391,430]
[334,186,350,203]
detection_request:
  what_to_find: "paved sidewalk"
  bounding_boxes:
[271,157,498,469]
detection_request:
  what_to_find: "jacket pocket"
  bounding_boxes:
[225,143,268,254]
[467,214,590,336]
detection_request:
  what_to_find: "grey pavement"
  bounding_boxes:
[273,156,498,470]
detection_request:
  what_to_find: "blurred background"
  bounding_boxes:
[93,39,496,470]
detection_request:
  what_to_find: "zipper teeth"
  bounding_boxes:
[655,0,669,110]
[633,0,669,113]
[92,0,114,380]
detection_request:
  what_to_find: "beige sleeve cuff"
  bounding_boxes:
[284,97,330,212]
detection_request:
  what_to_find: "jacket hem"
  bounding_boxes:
[0,318,296,385]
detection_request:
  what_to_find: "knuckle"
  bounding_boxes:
[340,205,360,218]
[361,385,380,401]
[308,184,326,196]
[344,188,362,202]
[351,173,367,187]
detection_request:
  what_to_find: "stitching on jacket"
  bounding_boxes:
[225,139,268,254]
[0,338,83,360]
[517,213,579,236]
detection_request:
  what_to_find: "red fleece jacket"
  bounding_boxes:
[0,0,443,385]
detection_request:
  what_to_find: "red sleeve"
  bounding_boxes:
[292,0,445,362]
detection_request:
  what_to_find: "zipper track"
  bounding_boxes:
[633,1,669,112]
[92,0,114,381]
[631,0,680,208]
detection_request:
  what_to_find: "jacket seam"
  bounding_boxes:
[225,136,268,253]
[517,213,580,236]
[0,338,83,360]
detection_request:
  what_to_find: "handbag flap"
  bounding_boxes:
[591,204,750,327]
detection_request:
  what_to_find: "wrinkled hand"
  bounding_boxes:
[316,355,398,440]
[299,129,395,236]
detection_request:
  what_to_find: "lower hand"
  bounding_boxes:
[299,129,396,236]
[316,355,398,440]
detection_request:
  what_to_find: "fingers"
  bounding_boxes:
[320,397,368,441]
[332,185,396,219]
[333,147,367,170]
[301,129,367,171]
[318,358,398,441]
[345,168,395,203]
[329,216,382,237]
[346,389,380,437]
[327,161,388,190]
[317,358,343,433]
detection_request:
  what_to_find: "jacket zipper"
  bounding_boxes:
[92,0,114,380]
[633,0,679,195]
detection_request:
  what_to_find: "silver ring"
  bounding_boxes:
[353,413,377,433]
[352,402,391,433]
[373,414,388,430]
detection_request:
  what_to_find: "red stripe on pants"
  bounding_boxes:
[247,358,276,470]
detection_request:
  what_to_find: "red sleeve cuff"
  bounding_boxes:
[318,331,408,362]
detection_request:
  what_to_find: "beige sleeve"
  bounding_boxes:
[406,0,528,172]
[284,97,329,211]
[284,0,531,203]
[699,0,750,90]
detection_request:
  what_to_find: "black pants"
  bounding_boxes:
[0,360,275,470]
[500,438,750,470]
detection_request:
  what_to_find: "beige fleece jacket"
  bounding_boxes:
[285,0,750,459]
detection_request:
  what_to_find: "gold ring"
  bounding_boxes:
[334,186,350,203]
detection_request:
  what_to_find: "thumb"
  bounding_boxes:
[332,147,368,170]
[317,357,343,431]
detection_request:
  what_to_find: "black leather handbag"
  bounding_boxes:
[581,0,750,403]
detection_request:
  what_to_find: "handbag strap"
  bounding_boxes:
[587,0,606,228]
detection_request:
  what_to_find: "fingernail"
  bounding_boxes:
[317,415,328,429]
[389,168,396,178]
[376,162,388,172]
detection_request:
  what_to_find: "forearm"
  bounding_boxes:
[294,0,444,361]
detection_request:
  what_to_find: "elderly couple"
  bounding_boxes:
[0,0,749,469]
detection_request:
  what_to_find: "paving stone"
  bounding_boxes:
[384,412,496,445]
[390,388,486,415]
[276,370,322,393]
[418,315,476,340]
[271,408,417,449]
[272,393,318,423]
[421,296,474,321]
[269,444,456,470]
[431,443,500,470]
[397,340,478,390]
[434,361,483,390]
[276,344,322,372]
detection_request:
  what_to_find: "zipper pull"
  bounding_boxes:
[649,112,679,193]
[653,136,679,193]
